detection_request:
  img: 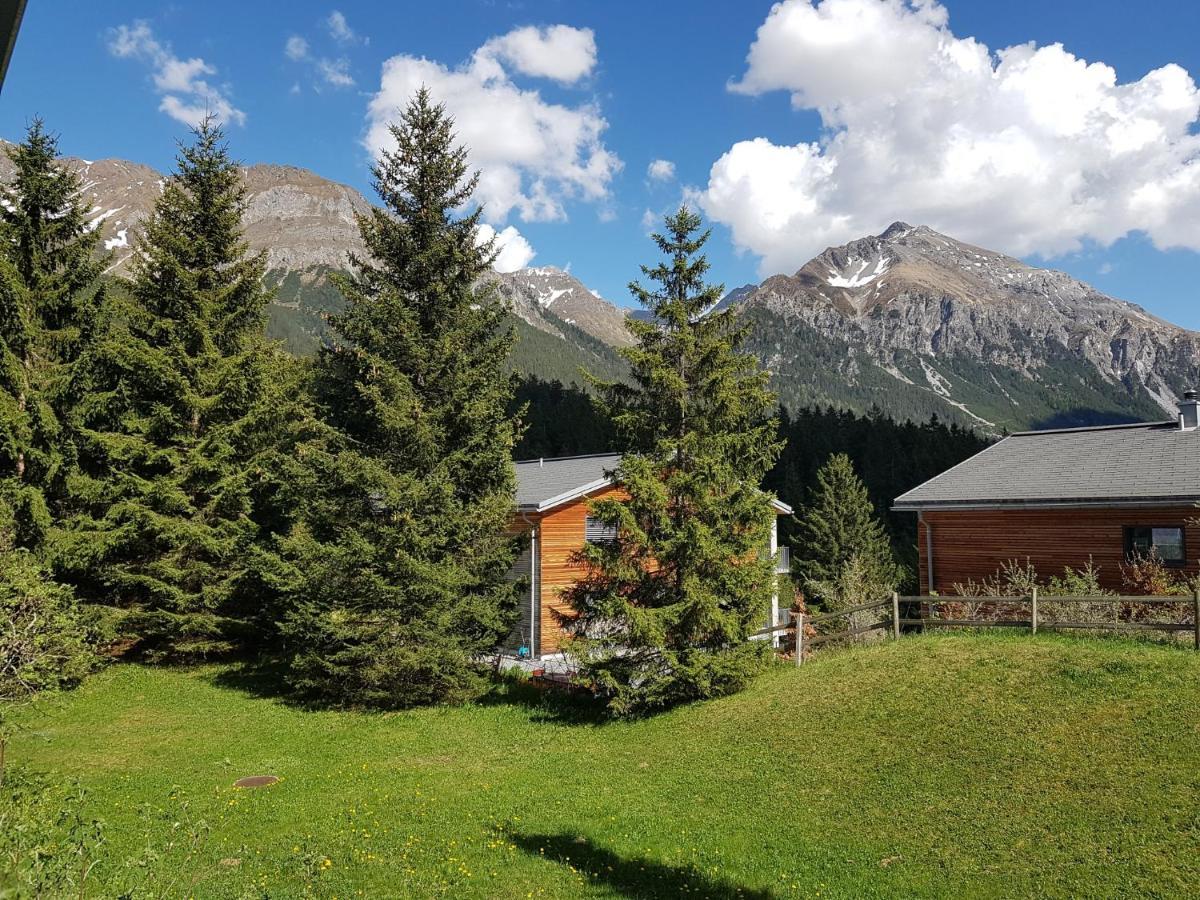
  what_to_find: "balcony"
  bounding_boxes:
[775,546,791,574]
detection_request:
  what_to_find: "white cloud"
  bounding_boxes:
[476,223,536,272]
[703,0,1200,275]
[285,35,309,61]
[317,58,355,88]
[327,10,365,45]
[109,22,245,128]
[477,25,597,85]
[647,159,676,181]
[284,23,355,90]
[365,27,620,223]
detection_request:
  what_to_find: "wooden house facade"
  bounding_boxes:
[506,453,792,659]
[894,393,1200,594]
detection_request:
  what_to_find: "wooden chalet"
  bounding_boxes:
[894,392,1200,594]
[505,453,792,659]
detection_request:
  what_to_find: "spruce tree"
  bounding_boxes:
[0,121,105,546]
[280,89,522,708]
[51,119,287,658]
[793,452,898,605]
[564,207,783,716]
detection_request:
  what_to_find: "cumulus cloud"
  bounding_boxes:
[109,21,245,127]
[284,22,356,89]
[327,10,363,45]
[477,25,597,85]
[317,58,355,88]
[476,223,536,272]
[647,159,676,181]
[285,35,309,61]
[365,26,620,223]
[702,0,1200,275]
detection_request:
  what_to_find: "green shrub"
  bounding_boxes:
[0,545,96,702]
[1045,558,1110,597]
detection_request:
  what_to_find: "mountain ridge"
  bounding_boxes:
[3,141,1196,431]
[0,144,631,362]
[735,221,1199,430]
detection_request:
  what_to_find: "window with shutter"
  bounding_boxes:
[585,515,617,545]
[1124,526,1186,566]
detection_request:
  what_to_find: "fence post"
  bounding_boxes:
[795,612,804,666]
[1031,587,1038,636]
[1193,589,1199,651]
[892,592,900,641]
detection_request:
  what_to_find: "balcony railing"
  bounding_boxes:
[775,546,791,574]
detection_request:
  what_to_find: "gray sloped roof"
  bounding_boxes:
[894,420,1200,510]
[515,452,793,514]
[515,453,621,511]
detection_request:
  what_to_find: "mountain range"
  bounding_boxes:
[5,144,1198,433]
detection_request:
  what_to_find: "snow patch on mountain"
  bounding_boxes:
[86,207,122,232]
[828,255,889,288]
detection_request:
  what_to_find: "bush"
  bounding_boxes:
[1,546,96,702]
[1045,558,1109,597]
[1120,551,1190,596]
[804,553,895,642]
[953,558,1040,599]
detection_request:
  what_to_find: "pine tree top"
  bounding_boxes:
[0,119,105,344]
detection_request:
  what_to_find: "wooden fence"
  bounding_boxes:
[751,589,1200,663]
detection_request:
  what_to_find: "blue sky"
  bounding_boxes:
[4,0,1200,327]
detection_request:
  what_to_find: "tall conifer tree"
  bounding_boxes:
[793,452,898,601]
[280,89,521,708]
[52,119,287,657]
[0,121,105,546]
[564,207,783,716]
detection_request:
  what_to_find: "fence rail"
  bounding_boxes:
[756,589,1200,663]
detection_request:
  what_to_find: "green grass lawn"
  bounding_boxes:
[9,632,1200,898]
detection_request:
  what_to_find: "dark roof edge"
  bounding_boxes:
[893,496,1200,512]
[1010,419,1176,437]
[518,481,794,515]
[514,451,622,465]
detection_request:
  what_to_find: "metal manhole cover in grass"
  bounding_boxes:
[233,775,279,788]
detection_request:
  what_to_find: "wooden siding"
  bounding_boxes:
[536,485,627,656]
[509,491,791,658]
[917,506,1200,594]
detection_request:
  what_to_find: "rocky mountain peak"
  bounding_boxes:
[736,223,1199,430]
[879,220,914,240]
[1,144,630,352]
[490,266,632,348]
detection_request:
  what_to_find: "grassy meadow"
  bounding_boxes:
[9,632,1200,898]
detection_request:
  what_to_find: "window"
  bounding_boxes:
[585,515,617,545]
[1124,526,1186,566]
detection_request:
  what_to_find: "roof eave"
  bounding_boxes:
[894,495,1200,512]
[519,482,795,516]
[529,477,616,513]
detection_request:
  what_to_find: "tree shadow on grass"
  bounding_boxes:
[207,655,300,704]
[206,657,612,722]
[509,831,777,899]
[476,673,611,726]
